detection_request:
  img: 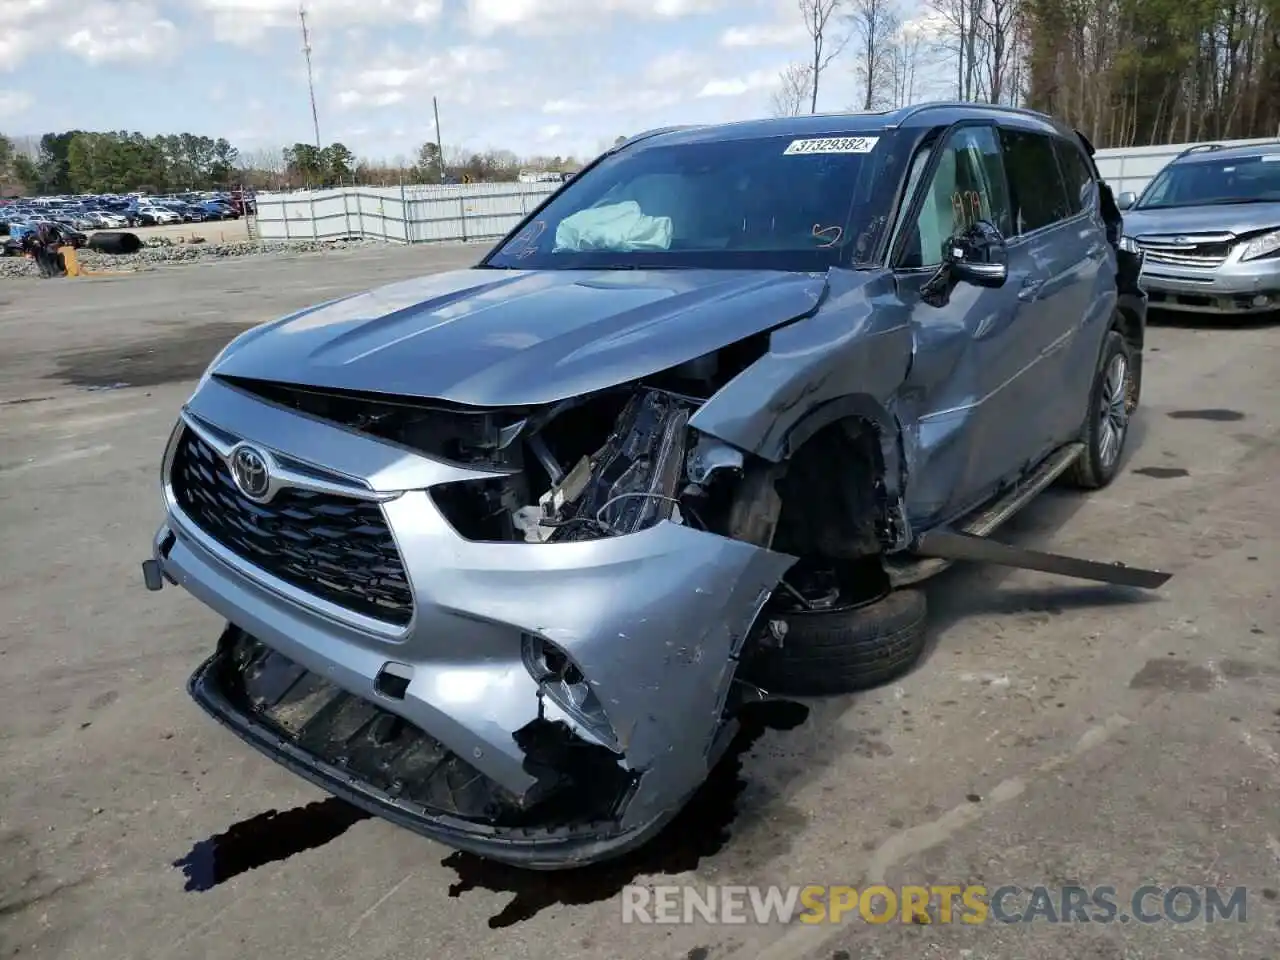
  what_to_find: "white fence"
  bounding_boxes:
[1093,135,1279,196]
[253,135,1280,245]
[254,182,558,244]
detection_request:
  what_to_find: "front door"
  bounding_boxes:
[892,123,1049,528]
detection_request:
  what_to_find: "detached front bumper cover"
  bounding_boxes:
[188,627,693,869]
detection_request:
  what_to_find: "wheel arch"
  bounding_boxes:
[766,395,909,559]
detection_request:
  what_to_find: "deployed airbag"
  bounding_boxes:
[554,200,673,252]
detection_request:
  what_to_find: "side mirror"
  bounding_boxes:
[946,219,1008,288]
[1116,191,1137,210]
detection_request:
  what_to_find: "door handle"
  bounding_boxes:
[1017,275,1043,301]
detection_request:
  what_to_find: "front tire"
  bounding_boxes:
[745,588,929,695]
[1067,329,1134,490]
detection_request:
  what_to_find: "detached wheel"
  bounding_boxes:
[1067,329,1133,490]
[747,587,929,695]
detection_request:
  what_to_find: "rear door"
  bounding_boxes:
[995,125,1106,459]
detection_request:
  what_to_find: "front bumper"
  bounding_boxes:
[1139,258,1280,315]
[147,377,795,867]
[187,628,687,868]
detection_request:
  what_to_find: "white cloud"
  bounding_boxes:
[542,99,589,114]
[720,22,806,46]
[644,50,701,85]
[465,0,725,36]
[0,0,176,67]
[63,4,180,64]
[194,0,444,45]
[901,11,948,40]
[334,46,505,110]
[0,90,33,118]
[697,68,781,98]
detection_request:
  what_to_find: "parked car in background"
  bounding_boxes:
[201,200,237,220]
[87,211,130,229]
[14,220,89,249]
[1117,141,1280,315]
[143,103,1159,871]
[136,205,182,225]
[53,213,96,231]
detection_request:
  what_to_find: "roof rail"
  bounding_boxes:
[886,100,1056,129]
[1176,143,1226,158]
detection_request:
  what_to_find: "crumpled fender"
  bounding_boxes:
[689,268,915,496]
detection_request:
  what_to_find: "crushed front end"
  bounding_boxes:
[146,369,796,868]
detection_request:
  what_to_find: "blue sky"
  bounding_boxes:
[2,0,943,164]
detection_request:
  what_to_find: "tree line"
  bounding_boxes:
[0,131,241,196]
[776,0,1280,147]
[0,130,592,197]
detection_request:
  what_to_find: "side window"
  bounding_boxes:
[1053,138,1096,215]
[900,126,1013,268]
[999,129,1073,233]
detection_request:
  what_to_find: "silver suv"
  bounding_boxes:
[1118,142,1280,315]
[143,103,1159,870]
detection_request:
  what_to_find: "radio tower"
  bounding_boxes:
[299,4,321,149]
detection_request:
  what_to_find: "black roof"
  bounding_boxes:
[627,102,1071,149]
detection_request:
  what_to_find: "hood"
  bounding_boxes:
[1123,201,1280,238]
[212,267,832,407]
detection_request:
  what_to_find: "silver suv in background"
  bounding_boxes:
[1118,141,1280,316]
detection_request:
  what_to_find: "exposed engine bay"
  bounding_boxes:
[216,338,864,566]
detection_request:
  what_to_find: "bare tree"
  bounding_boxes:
[771,62,815,116]
[976,0,1021,104]
[798,0,851,112]
[929,0,980,99]
[240,147,282,174]
[848,0,902,109]
[886,22,931,106]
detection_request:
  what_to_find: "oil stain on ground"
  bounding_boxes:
[1132,466,1189,479]
[1167,409,1245,422]
[443,699,811,929]
[51,320,257,389]
[1128,658,1214,693]
[173,797,371,892]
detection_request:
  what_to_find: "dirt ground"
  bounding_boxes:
[0,246,1277,960]
[88,218,251,245]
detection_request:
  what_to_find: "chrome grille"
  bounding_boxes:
[1135,232,1234,268]
[170,428,413,626]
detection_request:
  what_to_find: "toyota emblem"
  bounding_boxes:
[229,444,272,501]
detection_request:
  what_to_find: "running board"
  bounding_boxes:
[907,529,1170,589]
[887,443,1084,587]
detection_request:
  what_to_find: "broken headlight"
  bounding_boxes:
[518,389,693,542]
[430,388,705,543]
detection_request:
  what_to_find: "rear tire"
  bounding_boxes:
[746,588,928,695]
[1066,329,1133,490]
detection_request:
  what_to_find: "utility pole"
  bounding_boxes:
[432,96,445,183]
[299,4,321,150]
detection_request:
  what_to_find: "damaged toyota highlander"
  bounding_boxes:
[142,103,1166,869]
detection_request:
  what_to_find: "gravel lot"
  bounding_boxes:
[107,219,253,245]
[0,217,352,279]
[1,246,1277,960]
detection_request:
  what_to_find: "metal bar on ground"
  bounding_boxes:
[911,529,1172,589]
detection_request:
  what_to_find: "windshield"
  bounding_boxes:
[484,131,898,271]
[1138,154,1280,209]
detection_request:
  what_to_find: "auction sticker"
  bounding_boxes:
[783,136,880,155]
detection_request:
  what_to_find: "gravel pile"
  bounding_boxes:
[0,237,390,279]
